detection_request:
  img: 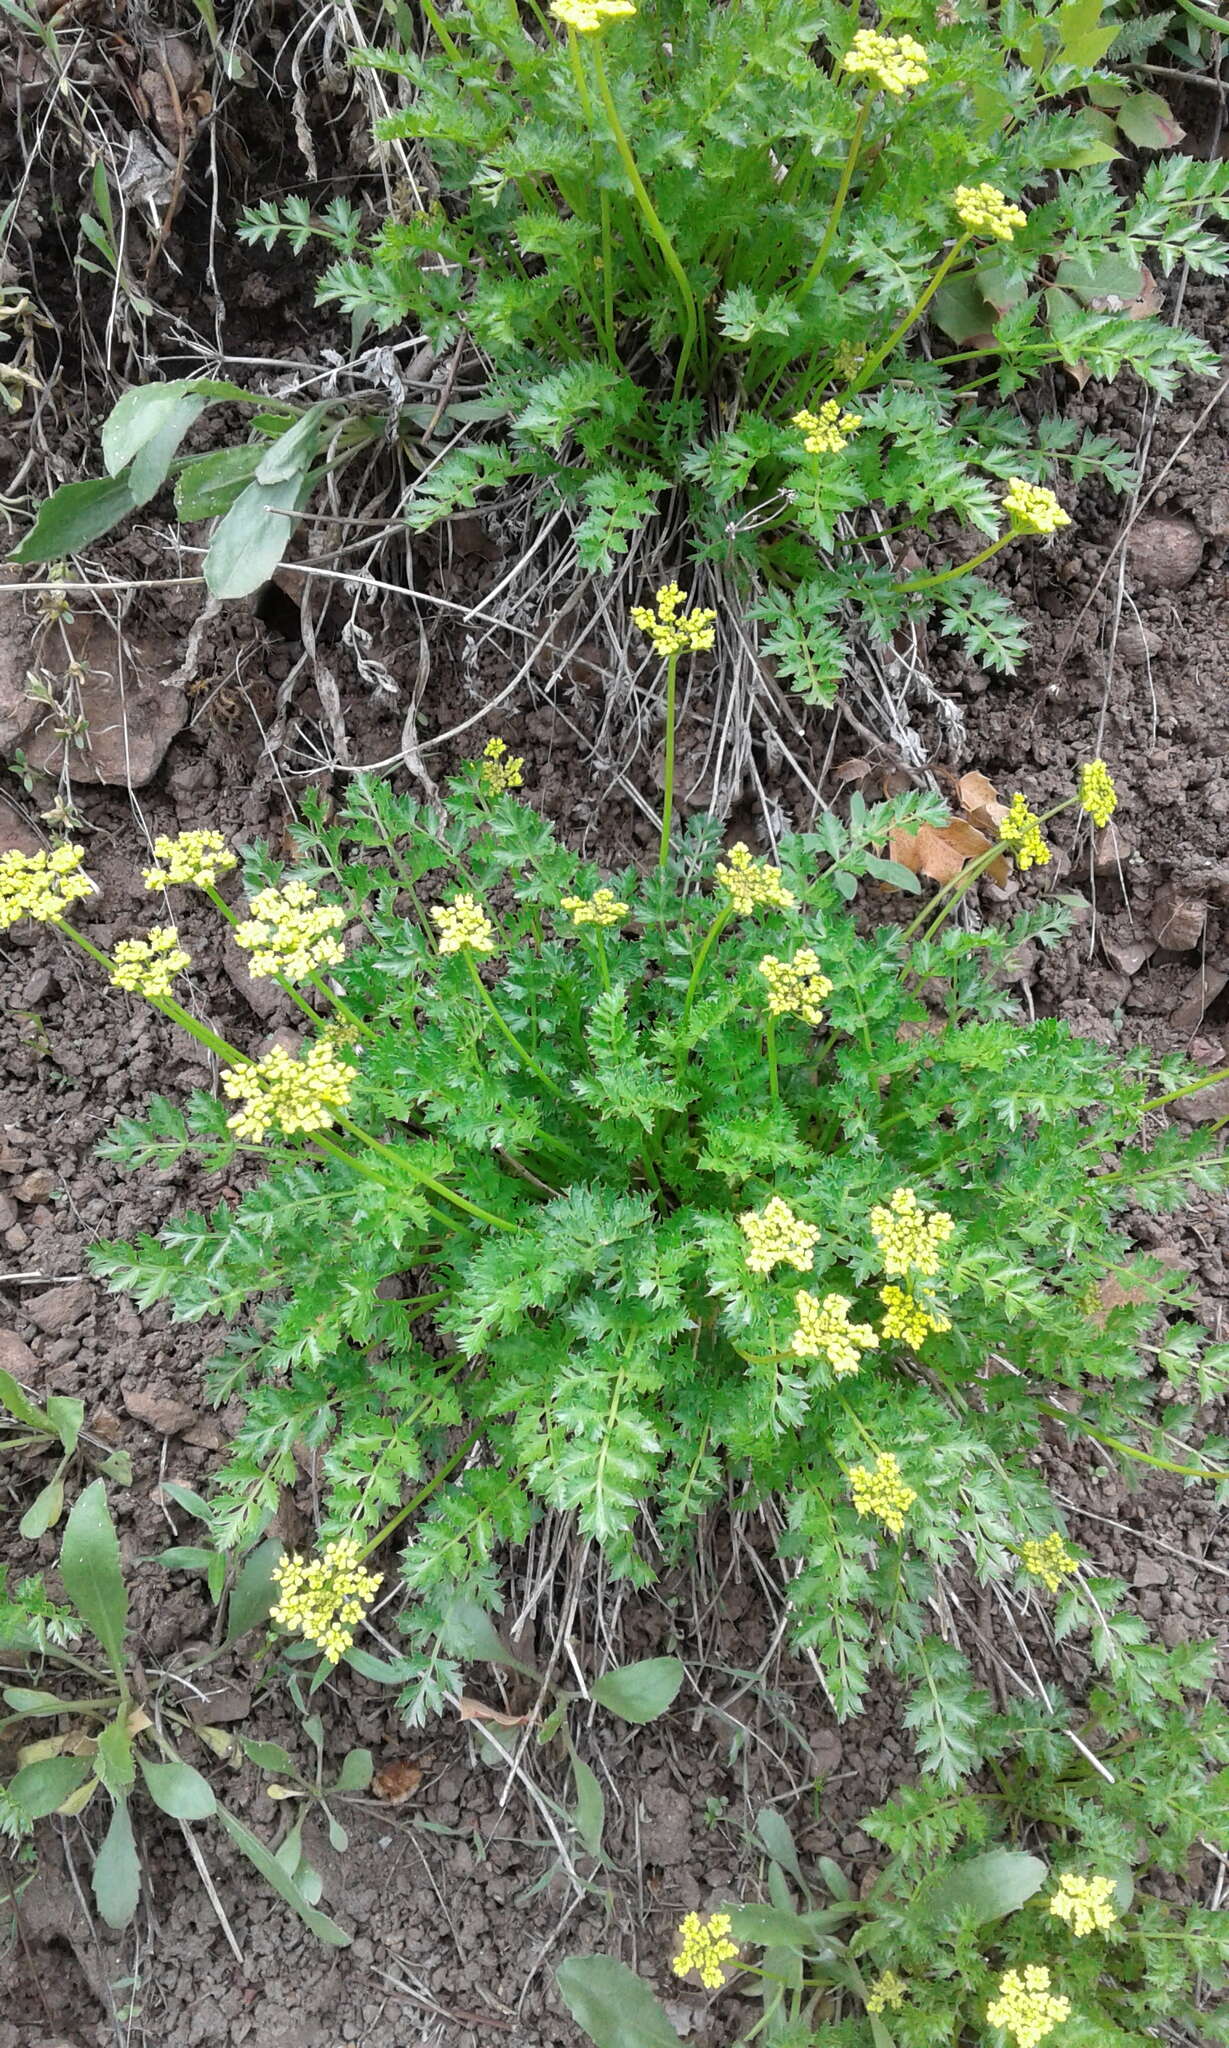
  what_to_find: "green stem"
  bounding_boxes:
[566,28,619,367]
[1138,1065,1229,1117]
[894,532,1013,596]
[795,96,869,303]
[765,1010,779,1104]
[356,1430,483,1565]
[595,929,611,995]
[683,903,733,1026]
[1040,1405,1223,1482]
[659,652,679,870]
[465,954,568,1103]
[845,234,972,397]
[334,1109,518,1231]
[306,970,375,1043]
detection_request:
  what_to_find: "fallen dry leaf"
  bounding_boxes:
[890,819,1010,890]
[372,1760,424,1805]
[955,769,998,812]
[456,1696,532,1729]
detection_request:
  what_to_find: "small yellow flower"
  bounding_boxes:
[792,400,864,456]
[1078,759,1117,829]
[791,1291,879,1377]
[869,1186,954,1280]
[866,1970,908,2014]
[998,793,1051,872]
[848,1451,916,1537]
[715,843,795,916]
[757,949,833,1026]
[561,888,629,928]
[739,1196,820,1276]
[631,582,717,659]
[843,28,929,94]
[953,183,1028,243]
[234,880,347,983]
[1020,1531,1079,1595]
[222,1039,357,1144]
[478,736,524,797]
[879,1283,950,1348]
[109,927,191,1002]
[0,844,94,930]
[1003,477,1070,536]
[672,1911,739,1991]
[431,892,497,955]
[143,829,237,891]
[550,0,635,30]
[269,1536,382,1665]
[1049,1872,1118,1938]
[986,1965,1071,2048]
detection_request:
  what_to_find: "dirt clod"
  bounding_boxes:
[1127,514,1203,590]
[23,1280,93,1333]
[1149,884,1206,950]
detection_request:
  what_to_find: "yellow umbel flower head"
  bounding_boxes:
[953,183,1028,243]
[431,892,497,955]
[844,28,929,94]
[793,401,863,455]
[110,927,191,1002]
[672,1912,739,1990]
[1003,478,1070,536]
[551,0,635,30]
[791,1291,879,1377]
[478,737,524,797]
[715,843,795,915]
[222,1039,357,1144]
[866,1971,908,2014]
[631,582,718,659]
[757,949,833,1026]
[143,829,237,891]
[739,1196,820,1275]
[1049,1872,1118,1937]
[269,1536,382,1665]
[999,793,1051,872]
[0,844,93,930]
[848,1451,916,1536]
[869,1186,954,1279]
[1078,759,1117,829]
[561,888,629,928]
[879,1284,950,1348]
[1020,1531,1079,1594]
[986,1966,1071,2048]
[235,881,347,983]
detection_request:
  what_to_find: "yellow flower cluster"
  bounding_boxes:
[235,881,347,983]
[843,28,929,94]
[672,1912,739,1990]
[0,844,93,930]
[269,1536,383,1665]
[793,401,863,455]
[561,888,629,928]
[866,1971,908,2014]
[739,1196,820,1275]
[143,829,237,891]
[550,0,635,29]
[757,949,832,1025]
[109,927,191,1002]
[1020,1531,1079,1594]
[715,843,795,915]
[999,793,1051,872]
[478,736,524,796]
[953,183,1028,243]
[869,1186,954,1279]
[986,1966,1070,2048]
[848,1451,916,1537]
[791,1290,879,1376]
[1078,758,1117,829]
[1049,1872,1117,1937]
[879,1283,950,1348]
[631,582,718,659]
[430,893,496,955]
[222,1039,357,1143]
[1003,478,1070,536]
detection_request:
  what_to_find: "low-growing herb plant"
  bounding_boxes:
[4,729,1228,1765]
[558,1650,1229,2046]
[12,1,1229,693]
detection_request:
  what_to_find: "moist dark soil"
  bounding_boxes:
[2,9,1228,2045]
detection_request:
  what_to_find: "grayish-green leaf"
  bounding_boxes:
[590,1657,683,1725]
[226,1537,283,1641]
[555,1957,682,2048]
[93,1798,141,1928]
[217,1807,351,1946]
[924,1849,1047,1926]
[139,1756,217,1820]
[204,471,310,598]
[19,1475,64,1541]
[571,1755,605,1860]
[8,1753,93,1819]
[60,1479,128,1678]
[335,1748,373,1793]
[755,1806,806,1886]
[8,475,137,564]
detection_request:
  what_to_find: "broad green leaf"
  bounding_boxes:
[1174,0,1229,26]
[241,1738,297,1774]
[1116,92,1184,150]
[226,1537,283,1641]
[729,1902,815,1951]
[816,1855,854,1901]
[158,1545,217,1572]
[571,1755,605,1859]
[44,1395,83,1455]
[254,404,326,483]
[590,1657,683,1724]
[128,396,210,506]
[216,1807,351,1946]
[19,1476,64,1541]
[93,1798,141,1928]
[326,1809,349,1854]
[8,1753,93,1818]
[556,1957,682,2048]
[755,1806,805,1886]
[60,1479,128,1679]
[96,1713,135,1794]
[139,1756,216,1820]
[932,273,996,347]
[1059,109,1122,165]
[924,1849,1047,1926]
[160,1481,214,1522]
[102,380,194,474]
[0,1367,49,1433]
[8,474,137,565]
[439,1596,538,1675]
[334,1748,373,1793]
[341,1645,418,1683]
[1056,251,1147,301]
[204,471,311,598]
[3,1687,69,1714]
[175,442,264,522]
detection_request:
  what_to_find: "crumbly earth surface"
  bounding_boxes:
[1,18,1227,2047]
